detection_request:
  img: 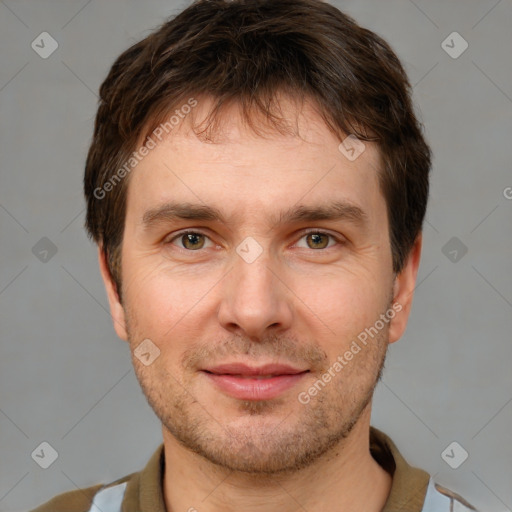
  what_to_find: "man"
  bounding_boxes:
[32,0,477,510]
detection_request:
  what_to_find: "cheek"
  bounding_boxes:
[122,258,214,343]
[293,270,389,342]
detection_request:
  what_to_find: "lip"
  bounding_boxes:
[203,362,307,376]
[201,363,309,401]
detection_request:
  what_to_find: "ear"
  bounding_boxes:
[98,246,128,341]
[388,233,422,344]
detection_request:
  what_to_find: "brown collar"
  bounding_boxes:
[122,426,430,511]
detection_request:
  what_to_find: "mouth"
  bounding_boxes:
[201,363,310,401]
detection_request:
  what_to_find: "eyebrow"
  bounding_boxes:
[141,200,368,230]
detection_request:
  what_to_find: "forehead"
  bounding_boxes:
[126,96,385,227]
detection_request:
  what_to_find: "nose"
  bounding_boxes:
[217,245,293,341]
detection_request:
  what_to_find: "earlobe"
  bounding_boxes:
[388,233,423,344]
[97,246,128,341]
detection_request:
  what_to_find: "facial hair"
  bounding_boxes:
[126,304,390,475]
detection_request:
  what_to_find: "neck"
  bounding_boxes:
[162,406,392,512]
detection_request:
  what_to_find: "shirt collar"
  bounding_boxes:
[125,426,430,511]
[370,426,430,511]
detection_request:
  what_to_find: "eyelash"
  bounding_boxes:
[165,229,344,252]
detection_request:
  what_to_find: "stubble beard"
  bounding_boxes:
[126,309,389,475]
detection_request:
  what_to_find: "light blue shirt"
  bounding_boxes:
[86,476,477,512]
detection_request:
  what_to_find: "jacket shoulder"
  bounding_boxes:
[29,483,104,512]
[29,473,136,512]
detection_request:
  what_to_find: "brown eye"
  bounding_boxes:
[180,232,205,250]
[305,232,330,249]
[167,231,212,250]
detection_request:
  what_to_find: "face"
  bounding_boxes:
[100,96,421,474]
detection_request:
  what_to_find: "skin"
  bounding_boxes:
[99,95,422,511]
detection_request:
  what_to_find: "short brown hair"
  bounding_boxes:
[84,0,431,296]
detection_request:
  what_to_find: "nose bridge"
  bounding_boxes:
[217,241,292,338]
[234,245,274,298]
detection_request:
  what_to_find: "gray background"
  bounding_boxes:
[0,0,511,511]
